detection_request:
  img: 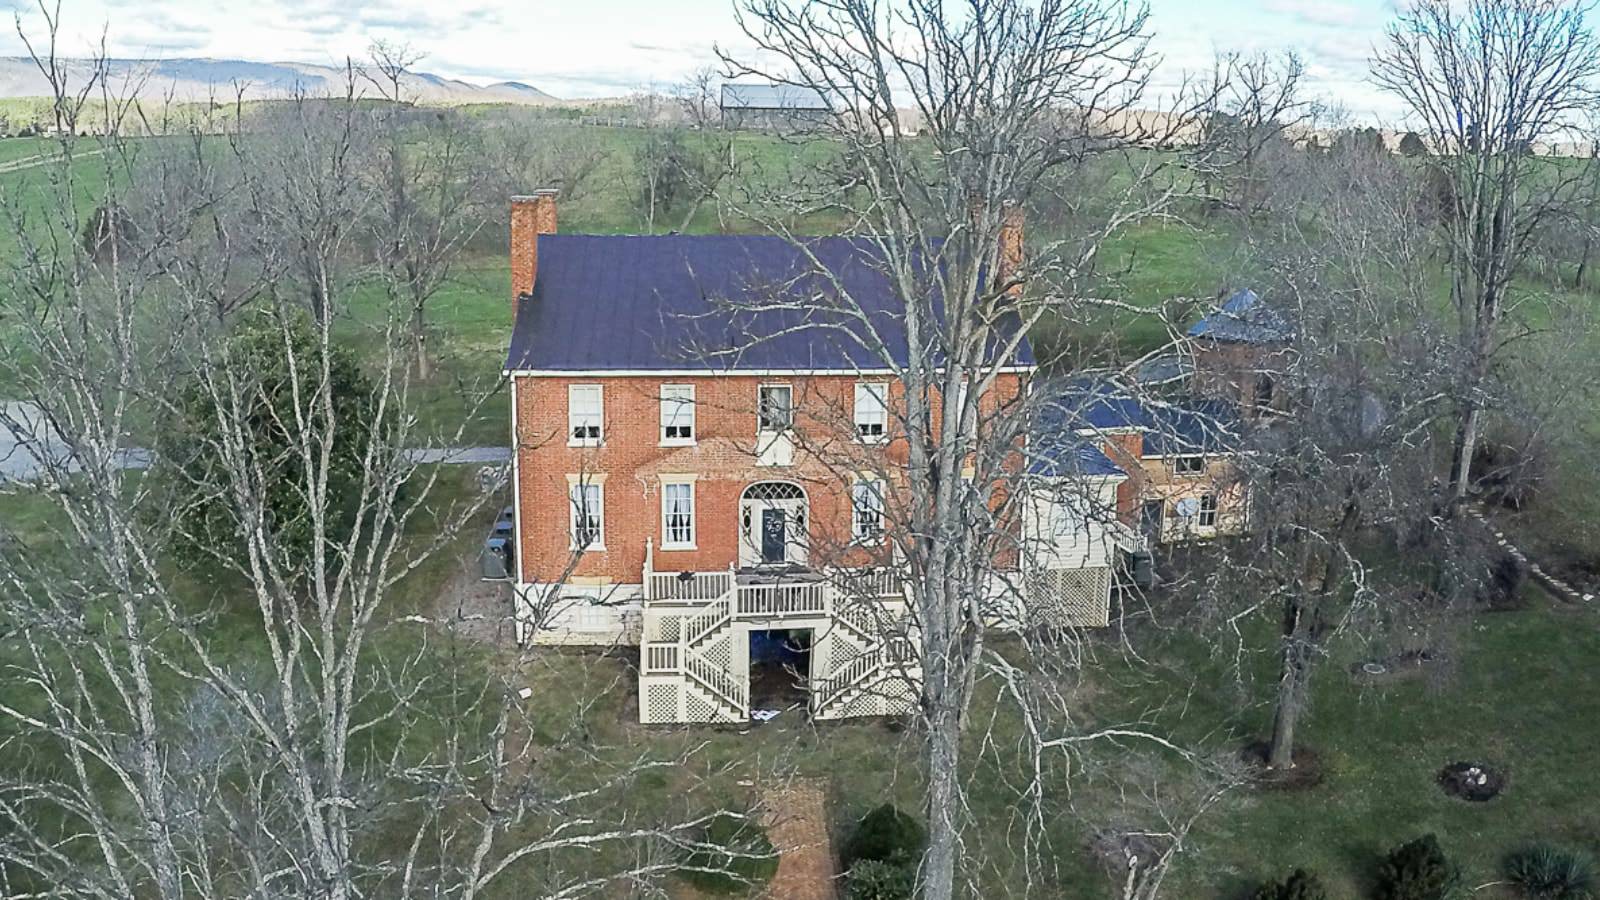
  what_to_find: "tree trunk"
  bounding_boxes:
[1267,634,1309,769]
[412,304,431,380]
[1448,400,1482,503]
[921,705,962,900]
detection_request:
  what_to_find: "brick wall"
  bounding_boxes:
[1192,339,1294,416]
[513,372,1024,584]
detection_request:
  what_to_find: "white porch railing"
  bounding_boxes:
[1109,523,1148,555]
[650,570,735,602]
[735,581,828,618]
[683,598,732,647]
[643,644,680,673]
[685,653,748,715]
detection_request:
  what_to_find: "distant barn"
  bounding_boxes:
[719,83,830,132]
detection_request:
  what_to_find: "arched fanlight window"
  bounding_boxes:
[741,481,805,503]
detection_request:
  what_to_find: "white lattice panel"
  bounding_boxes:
[685,694,717,722]
[643,683,680,724]
[1026,567,1112,627]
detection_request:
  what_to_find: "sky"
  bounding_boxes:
[0,0,1408,121]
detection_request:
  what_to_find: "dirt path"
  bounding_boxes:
[0,148,104,174]
[432,557,516,647]
[760,779,838,900]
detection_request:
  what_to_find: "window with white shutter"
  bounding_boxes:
[568,385,603,445]
[661,480,695,548]
[852,478,885,542]
[758,384,793,432]
[660,384,695,444]
[854,382,887,442]
[569,482,604,549]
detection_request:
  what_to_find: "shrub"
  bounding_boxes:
[842,804,927,871]
[845,858,916,900]
[1375,834,1460,900]
[677,813,779,895]
[158,309,382,569]
[1254,868,1329,900]
[1486,551,1530,610]
[1504,844,1595,899]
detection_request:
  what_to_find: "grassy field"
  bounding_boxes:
[488,579,1597,900]
[3,122,1599,898]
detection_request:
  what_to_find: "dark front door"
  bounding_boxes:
[760,508,788,564]
[1139,500,1164,543]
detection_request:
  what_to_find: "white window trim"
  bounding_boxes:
[758,383,794,434]
[567,384,603,447]
[851,477,886,544]
[1173,454,1205,476]
[659,384,696,446]
[854,381,888,444]
[568,480,605,551]
[659,477,697,550]
[1198,493,1219,528]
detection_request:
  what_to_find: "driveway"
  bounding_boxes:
[1,403,507,481]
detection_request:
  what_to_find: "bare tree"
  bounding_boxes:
[360,44,497,379]
[0,28,717,900]
[1193,50,1315,218]
[717,1,1224,895]
[1372,0,1600,504]
[1194,139,1457,771]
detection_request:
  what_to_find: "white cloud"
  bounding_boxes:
[0,0,1415,117]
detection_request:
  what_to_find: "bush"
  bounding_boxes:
[845,858,916,900]
[1254,868,1329,900]
[677,813,779,895]
[1504,844,1595,899]
[1486,551,1530,610]
[842,804,927,871]
[1375,834,1460,900]
[158,309,382,569]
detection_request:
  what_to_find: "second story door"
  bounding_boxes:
[740,481,809,569]
[761,509,788,563]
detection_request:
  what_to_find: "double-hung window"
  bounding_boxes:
[758,384,793,432]
[660,384,695,444]
[854,382,887,442]
[1198,493,1219,528]
[852,478,885,542]
[569,482,604,549]
[1173,454,1204,476]
[661,480,695,548]
[568,385,602,446]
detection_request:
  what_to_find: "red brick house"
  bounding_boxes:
[503,192,1128,723]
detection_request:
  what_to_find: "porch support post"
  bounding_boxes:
[643,538,654,601]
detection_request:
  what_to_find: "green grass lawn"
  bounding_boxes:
[0,135,48,166]
[493,583,1600,899]
[5,120,1600,898]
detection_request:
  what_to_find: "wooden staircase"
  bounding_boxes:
[638,545,916,724]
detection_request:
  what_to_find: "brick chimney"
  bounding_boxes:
[996,203,1024,298]
[510,189,559,308]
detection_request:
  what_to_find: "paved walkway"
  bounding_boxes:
[1,404,509,481]
[761,780,838,900]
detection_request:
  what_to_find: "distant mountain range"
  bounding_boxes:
[0,57,562,105]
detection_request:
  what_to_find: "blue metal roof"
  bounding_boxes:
[506,234,1035,373]
[1142,398,1240,456]
[1032,377,1241,468]
[1187,288,1294,344]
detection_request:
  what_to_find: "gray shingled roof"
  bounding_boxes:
[719,83,829,111]
[505,234,1035,373]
